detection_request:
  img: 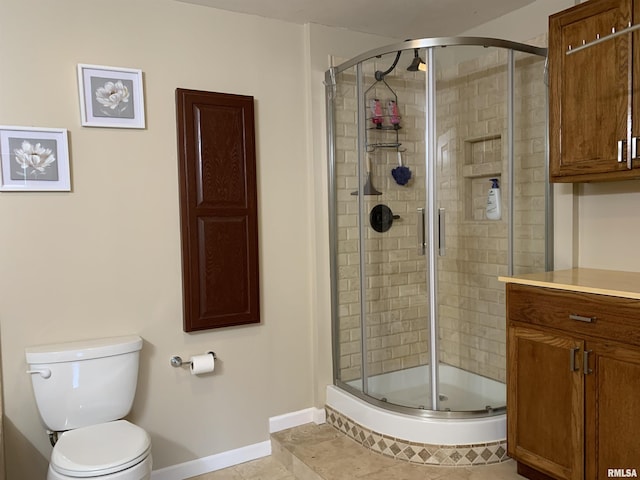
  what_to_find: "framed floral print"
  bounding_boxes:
[77,64,146,128]
[0,126,70,191]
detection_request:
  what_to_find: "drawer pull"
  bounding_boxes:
[569,314,595,323]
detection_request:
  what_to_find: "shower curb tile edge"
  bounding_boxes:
[324,405,510,467]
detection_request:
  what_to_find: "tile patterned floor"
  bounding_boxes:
[188,423,527,480]
[187,456,296,480]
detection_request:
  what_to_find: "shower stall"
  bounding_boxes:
[325,37,551,458]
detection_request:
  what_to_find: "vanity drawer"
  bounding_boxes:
[507,283,640,347]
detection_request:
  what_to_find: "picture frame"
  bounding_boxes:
[0,126,71,192]
[77,64,146,129]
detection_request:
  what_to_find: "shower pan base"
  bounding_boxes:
[346,364,505,412]
[326,384,508,466]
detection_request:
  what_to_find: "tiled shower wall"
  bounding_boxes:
[333,43,547,390]
[334,61,428,384]
[435,49,547,382]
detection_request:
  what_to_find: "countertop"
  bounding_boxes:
[498,268,640,300]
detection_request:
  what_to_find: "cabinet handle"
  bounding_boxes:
[633,137,639,160]
[583,350,593,375]
[569,314,595,323]
[569,347,580,372]
[618,140,626,163]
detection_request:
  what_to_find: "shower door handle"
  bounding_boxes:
[417,208,426,255]
[438,208,446,256]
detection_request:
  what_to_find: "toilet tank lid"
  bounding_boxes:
[25,335,143,364]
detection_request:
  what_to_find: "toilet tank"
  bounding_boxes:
[25,335,143,432]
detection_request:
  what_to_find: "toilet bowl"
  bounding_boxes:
[47,420,151,479]
[26,336,152,479]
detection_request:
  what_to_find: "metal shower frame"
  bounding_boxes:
[325,37,551,419]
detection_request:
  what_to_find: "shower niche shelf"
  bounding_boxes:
[462,134,502,177]
[462,135,503,222]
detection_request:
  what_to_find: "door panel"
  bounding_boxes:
[434,45,510,411]
[358,51,432,408]
[176,89,259,331]
[586,341,640,479]
[549,0,633,179]
[508,325,584,480]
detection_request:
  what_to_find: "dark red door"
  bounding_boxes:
[176,89,260,331]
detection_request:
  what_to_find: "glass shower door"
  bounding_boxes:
[357,51,433,410]
[331,64,364,395]
[431,44,510,413]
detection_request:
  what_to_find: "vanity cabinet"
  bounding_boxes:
[506,283,640,480]
[549,0,640,182]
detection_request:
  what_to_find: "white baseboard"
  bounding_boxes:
[269,407,326,433]
[151,407,326,479]
[313,406,327,425]
[151,441,271,480]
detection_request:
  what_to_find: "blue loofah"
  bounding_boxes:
[391,166,412,186]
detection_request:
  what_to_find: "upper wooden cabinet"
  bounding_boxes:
[549,0,640,182]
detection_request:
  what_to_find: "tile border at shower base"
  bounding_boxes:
[325,405,509,466]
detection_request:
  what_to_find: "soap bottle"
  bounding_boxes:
[486,178,501,220]
[370,99,383,128]
[387,100,401,129]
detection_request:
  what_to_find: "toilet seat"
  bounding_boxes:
[51,420,151,478]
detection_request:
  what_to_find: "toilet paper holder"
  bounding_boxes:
[170,351,216,368]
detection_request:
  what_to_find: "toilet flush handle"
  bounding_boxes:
[26,368,51,379]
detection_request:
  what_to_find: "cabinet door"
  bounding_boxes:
[176,89,260,331]
[634,0,640,159]
[585,341,640,479]
[508,325,584,480]
[549,0,636,182]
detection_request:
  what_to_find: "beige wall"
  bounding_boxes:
[577,181,640,271]
[0,0,318,476]
[462,0,576,42]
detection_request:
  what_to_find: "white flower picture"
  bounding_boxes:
[13,140,58,179]
[95,80,131,115]
[78,64,145,128]
[0,126,70,191]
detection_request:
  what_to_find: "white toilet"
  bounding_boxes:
[25,335,152,480]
